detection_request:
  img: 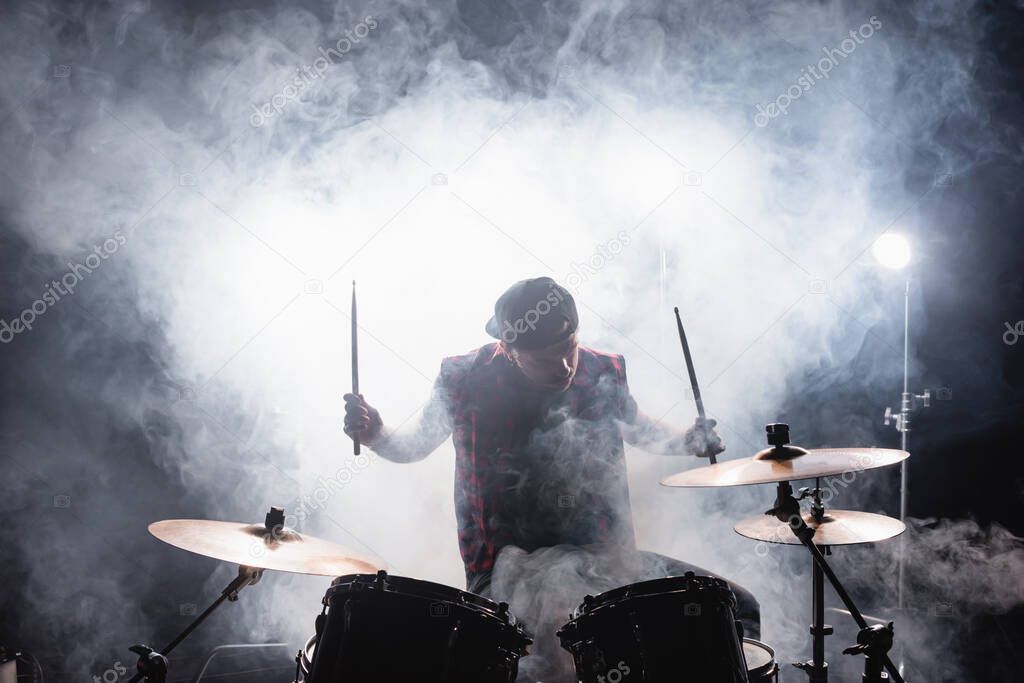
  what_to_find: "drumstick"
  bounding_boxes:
[352,280,360,455]
[674,306,716,464]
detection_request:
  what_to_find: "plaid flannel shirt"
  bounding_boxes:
[428,343,639,586]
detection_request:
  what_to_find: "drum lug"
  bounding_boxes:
[628,609,650,678]
[439,619,463,683]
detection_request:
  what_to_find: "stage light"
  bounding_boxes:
[872,233,911,270]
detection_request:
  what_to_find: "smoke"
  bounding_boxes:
[490,546,668,681]
[0,0,1019,679]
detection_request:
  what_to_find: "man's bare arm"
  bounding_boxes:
[619,410,724,458]
[343,389,453,463]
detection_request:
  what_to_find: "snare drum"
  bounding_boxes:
[743,638,779,682]
[303,571,531,682]
[557,572,748,682]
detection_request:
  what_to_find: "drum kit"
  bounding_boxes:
[121,423,910,682]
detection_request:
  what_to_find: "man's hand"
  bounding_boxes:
[343,393,383,447]
[684,417,725,459]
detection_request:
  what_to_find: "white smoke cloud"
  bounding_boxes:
[0,0,1017,679]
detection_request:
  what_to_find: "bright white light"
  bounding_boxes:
[872,233,911,269]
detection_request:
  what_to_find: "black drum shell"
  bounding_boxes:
[306,573,531,683]
[558,574,748,683]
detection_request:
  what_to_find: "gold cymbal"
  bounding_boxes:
[734,510,906,546]
[149,519,384,576]
[660,448,908,488]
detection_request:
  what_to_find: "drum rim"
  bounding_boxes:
[330,572,495,609]
[326,572,532,643]
[572,574,736,617]
[742,638,778,675]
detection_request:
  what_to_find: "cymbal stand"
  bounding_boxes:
[844,622,896,683]
[792,480,832,683]
[766,478,904,683]
[126,564,263,682]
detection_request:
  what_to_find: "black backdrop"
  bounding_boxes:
[1,0,1022,680]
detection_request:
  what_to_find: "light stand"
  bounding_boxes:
[874,235,927,612]
[882,279,929,609]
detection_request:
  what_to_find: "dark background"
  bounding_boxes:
[1,0,1022,681]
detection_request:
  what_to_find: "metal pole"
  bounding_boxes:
[800,532,904,683]
[799,480,831,683]
[352,280,360,456]
[811,556,828,682]
[899,279,909,520]
[895,279,911,680]
[898,279,909,612]
[127,566,262,682]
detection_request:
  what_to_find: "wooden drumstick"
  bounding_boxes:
[674,306,716,464]
[352,280,360,455]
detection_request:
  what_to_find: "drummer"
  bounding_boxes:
[343,277,760,637]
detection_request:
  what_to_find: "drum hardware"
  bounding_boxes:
[124,506,384,682]
[126,563,263,683]
[789,481,832,683]
[797,485,825,523]
[439,618,462,681]
[659,418,911,681]
[759,424,905,683]
[627,607,649,677]
[737,485,905,683]
[843,622,896,682]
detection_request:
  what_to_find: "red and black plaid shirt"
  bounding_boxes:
[427,343,639,586]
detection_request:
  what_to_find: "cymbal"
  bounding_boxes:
[661,448,908,488]
[149,519,384,576]
[734,510,906,546]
